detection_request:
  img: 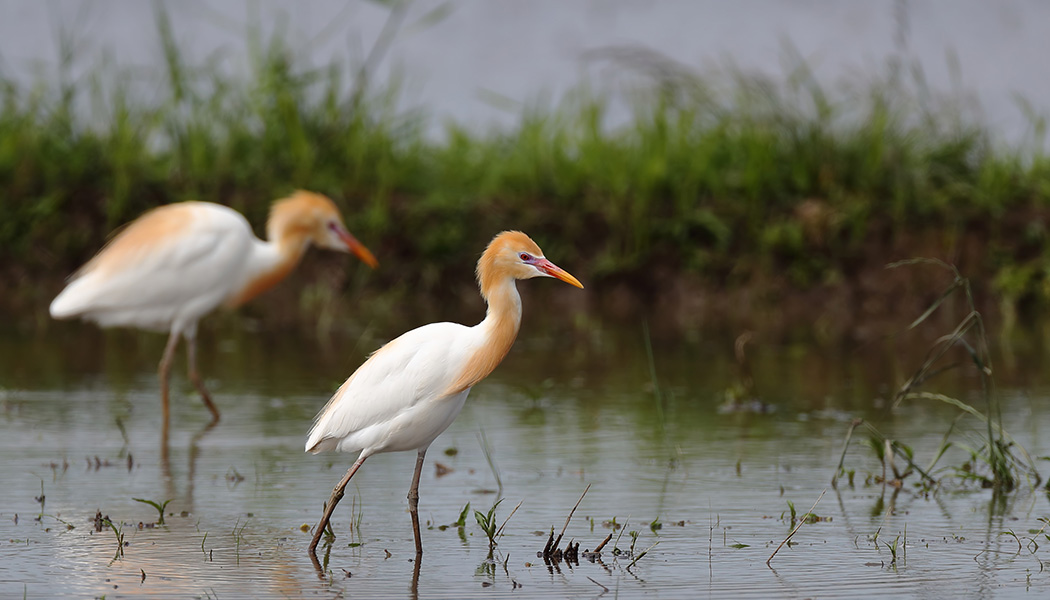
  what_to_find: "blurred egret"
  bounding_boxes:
[50,191,377,424]
[305,230,583,556]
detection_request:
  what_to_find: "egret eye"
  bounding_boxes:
[519,253,531,262]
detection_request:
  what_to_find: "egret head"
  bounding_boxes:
[477,231,583,295]
[270,191,378,268]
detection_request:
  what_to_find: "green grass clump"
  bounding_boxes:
[834,260,1041,494]
[4,6,1050,324]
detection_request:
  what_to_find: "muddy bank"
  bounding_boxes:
[8,229,1008,348]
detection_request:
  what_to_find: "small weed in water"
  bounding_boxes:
[768,488,827,567]
[436,504,469,532]
[101,517,125,562]
[133,497,172,525]
[781,499,831,525]
[998,517,1050,564]
[39,514,76,531]
[435,502,471,544]
[649,517,662,533]
[474,499,504,551]
[626,539,659,572]
[232,517,250,566]
[884,534,901,566]
[455,502,470,528]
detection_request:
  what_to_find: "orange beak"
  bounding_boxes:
[336,229,379,269]
[536,258,584,289]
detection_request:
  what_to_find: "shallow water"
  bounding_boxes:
[3,321,1050,598]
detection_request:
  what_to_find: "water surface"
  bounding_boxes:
[3,321,1050,598]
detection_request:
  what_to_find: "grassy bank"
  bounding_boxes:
[3,12,1050,340]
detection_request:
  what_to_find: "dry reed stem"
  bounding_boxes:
[767,488,827,567]
[593,533,613,553]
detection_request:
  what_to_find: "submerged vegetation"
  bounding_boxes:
[3,7,1050,338]
[834,260,1041,494]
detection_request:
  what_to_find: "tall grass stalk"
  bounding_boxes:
[840,260,1040,492]
[890,259,1038,491]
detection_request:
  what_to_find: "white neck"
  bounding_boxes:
[224,236,308,308]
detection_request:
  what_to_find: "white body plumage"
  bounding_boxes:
[49,191,377,422]
[306,322,476,456]
[50,202,256,336]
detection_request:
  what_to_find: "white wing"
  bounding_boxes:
[50,203,254,332]
[306,321,479,455]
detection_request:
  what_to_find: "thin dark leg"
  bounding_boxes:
[186,335,220,422]
[309,455,367,556]
[158,330,180,451]
[408,447,428,557]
